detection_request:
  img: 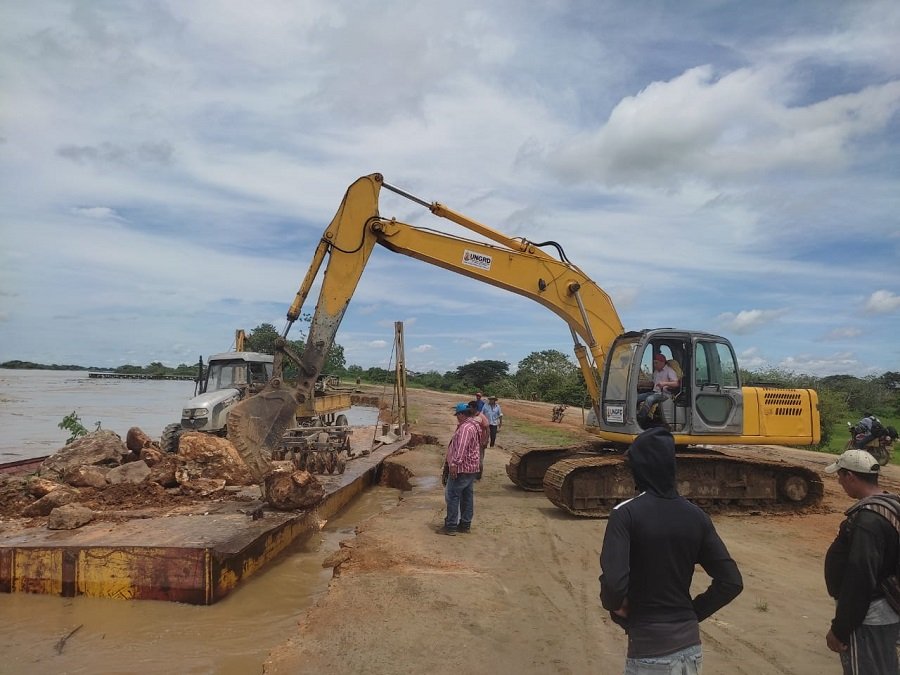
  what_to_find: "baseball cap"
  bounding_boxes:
[653,354,667,363]
[453,403,470,415]
[824,449,880,474]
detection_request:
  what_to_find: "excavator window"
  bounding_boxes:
[694,341,740,390]
[605,341,637,401]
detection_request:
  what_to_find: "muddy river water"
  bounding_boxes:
[0,368,391,673]
[0,487,402,674]
[0,369,379,461]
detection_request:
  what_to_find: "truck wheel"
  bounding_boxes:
[161,423,183,454]
[335,414,349,428]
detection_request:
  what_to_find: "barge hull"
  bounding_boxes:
[0,438,407,605]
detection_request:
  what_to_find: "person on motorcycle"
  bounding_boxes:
[853,413,887,450]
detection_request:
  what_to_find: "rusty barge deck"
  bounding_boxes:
[0,437,408,605]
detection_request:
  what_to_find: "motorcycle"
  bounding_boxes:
[844,421,898,466]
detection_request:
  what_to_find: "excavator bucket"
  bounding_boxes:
[227,384,299,483]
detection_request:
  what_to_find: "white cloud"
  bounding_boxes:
[367,340,388,348]
[478,342,493,350]
[412,344,434,353]
[779,352,874,377]
[70,206,121,219]
[863,290,900,315]
[822,327,863,341]
[717,309,789,335]
[547,65,900,188]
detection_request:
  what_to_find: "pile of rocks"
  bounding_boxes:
[1,427,257,529]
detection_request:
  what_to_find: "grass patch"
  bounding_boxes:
[503,419,583,446]
[754,599,769,612]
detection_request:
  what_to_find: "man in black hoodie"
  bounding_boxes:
[599,427,743,674]
[823,448,899,674]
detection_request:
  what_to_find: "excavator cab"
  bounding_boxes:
[598,329,744,438]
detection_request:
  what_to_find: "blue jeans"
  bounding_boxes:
[444,473,476,530]
[624,644,702,675]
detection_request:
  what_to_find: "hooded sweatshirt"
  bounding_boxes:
[599,427,743,658]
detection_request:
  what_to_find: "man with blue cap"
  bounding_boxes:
[439,402,483,536]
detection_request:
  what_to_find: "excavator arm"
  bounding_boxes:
[228,173,624,481]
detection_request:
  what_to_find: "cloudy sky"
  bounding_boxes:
[1,1,898,378]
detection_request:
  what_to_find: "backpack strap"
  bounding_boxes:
[852,494,900,533]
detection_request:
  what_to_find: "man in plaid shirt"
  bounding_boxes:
[440,403,483,536]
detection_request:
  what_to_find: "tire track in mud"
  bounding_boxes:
[700,620,798,675]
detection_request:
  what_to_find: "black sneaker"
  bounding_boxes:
[437,527,457,536]
[457,525,471,533]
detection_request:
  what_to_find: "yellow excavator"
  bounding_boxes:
[228,173,823,516]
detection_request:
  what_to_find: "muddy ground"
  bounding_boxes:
[263,386,899,675]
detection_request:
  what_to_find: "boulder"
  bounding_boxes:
[263,469,325,510]
[126,426,159,453]
[177,433,255,486]
[40,430,128,480]
[27,476,66,498]
[139,447,165,467]
[147,453,180,488]
[22,487,79,517]
[48,504,95,530]
[106,461,151,485]
[62,465,109,488]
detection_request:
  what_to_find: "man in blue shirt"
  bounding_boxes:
[482,395,503,448]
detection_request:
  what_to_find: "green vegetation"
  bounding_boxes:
[1,359,199,378]
[57,411,101,444]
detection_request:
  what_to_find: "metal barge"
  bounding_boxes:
[0,435,408,605]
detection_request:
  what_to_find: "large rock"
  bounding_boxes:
[27,477,66,498]
[263,469,325,510]
[139,447,165,467]
[22,487,79,517]
[48,504,95,530]
[126,426,159,453]
[147,453,180,488]
[106,461,151,485]
[40,430,129,480]
[177,433,255,486]
[62,465,109,488]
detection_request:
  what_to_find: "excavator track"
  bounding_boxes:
[543,450,824,517]
[505,444,602,491]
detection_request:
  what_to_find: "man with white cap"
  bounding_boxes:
[823,449,900,674]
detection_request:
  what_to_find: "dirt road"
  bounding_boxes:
[263,387,895,675]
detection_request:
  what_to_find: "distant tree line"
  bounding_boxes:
[1,359,199,377]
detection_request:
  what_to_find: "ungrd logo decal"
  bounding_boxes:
[463,249,492,271]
